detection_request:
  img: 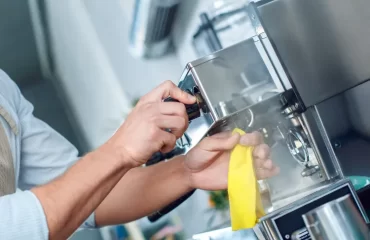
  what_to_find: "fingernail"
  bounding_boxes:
[188,94,196,101]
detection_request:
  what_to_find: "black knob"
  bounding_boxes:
[164,90,201,121]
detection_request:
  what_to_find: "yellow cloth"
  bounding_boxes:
[228,128,265,231]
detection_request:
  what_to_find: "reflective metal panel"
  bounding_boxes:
[176,38,332,212]
[258,0,370,107]
[303,194,369,240]
[315,80,370,179]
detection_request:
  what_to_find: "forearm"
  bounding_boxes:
[95,155,192,226]
[31,146,131,240]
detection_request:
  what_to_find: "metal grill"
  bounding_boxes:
[129,0,181,58]
[145,4,178,42]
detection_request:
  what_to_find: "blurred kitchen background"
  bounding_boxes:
[0,0,257,239]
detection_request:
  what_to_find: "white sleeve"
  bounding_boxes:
[0,70,96,233]
[0,69,78,189]
[0,190,49,239]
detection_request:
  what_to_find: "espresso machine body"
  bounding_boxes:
[177,36,334,199]
[150,0,370,238]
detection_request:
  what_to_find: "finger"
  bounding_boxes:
[198,133,240,151]
[159,131,177,153]
[145,81,196,104]
[160,81,196,104]
[254,157,265,169]
[255,158,274,170]
[253,144,270,159]
[262,159,274,170]
[159,102,188,120]
[240,131,263,146]
[256,166,280,180]
[156,116,188,138]
[210,131,233,139]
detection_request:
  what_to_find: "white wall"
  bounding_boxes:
[46,0,131,150]
[82,0,183,99]
[46,0,183,150]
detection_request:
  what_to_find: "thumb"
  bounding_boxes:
[199,132,240,152]
[162,81,196,104]
[145,80,196,104]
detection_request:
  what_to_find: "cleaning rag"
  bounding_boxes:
[228,128,265,231]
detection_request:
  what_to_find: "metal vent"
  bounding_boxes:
[129,0,181,58]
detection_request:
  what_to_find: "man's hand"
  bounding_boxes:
[105,80,196,167]
[30,80,195,238]
[94,130,278,227]
[184,131,279,191]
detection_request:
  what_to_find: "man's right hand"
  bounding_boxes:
[28,79,194,240]
[104,80,196,168]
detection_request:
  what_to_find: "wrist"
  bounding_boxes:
[180,155,196,191]
[94,143,133,169]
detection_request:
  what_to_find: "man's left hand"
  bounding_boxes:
[184,131,279,191]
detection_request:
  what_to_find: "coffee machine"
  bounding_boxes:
[146,0,370,239]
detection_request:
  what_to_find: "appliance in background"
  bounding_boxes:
[129,0,182,58]
[192,0,255,58]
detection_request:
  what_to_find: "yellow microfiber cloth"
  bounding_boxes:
[228,128,265,231]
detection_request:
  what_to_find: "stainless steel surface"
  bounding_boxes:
[258,180,273,213]
[313,80,370,178]
[303,194,369,240]
[246,4,292,91]
[129,0,180,58]
[253,226,268,240]
[259,181,332,223]
[258,0,370,107]
[256,179,369,240]
[301,109,339,180]
[176,38,331,213]
[301,165,320,178]
[191,227,257,240]
[286,128,309,166]
[171,2,370,237]
[178,37,287,146]
[189,37,279,121]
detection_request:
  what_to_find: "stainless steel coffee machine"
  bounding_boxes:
[146,0,370,239]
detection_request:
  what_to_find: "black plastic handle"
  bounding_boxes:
[144,94,200,222]
[146,146,185,166]
[146,146,195,222]
[164,96,200,121]
[147,189,196,222]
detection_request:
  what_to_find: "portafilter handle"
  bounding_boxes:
[147,190,196,222]
[145,92,200,222]
[163,92,201,121]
